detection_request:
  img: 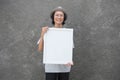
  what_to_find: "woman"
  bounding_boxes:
[38,6,74,80]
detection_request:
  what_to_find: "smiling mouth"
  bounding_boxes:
[57,20,61,22]
[57,19,62,22]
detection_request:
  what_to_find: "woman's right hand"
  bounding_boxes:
[41,26,49,38]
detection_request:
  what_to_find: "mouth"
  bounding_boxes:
[56,19,62,22]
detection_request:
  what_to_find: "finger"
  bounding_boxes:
[65,63,71,66]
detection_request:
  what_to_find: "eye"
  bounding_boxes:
[55,14,59,16]
[60,14,63,17]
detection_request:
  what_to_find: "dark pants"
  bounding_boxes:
[45,72,69,80]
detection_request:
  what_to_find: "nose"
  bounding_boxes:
[58,15,61,18]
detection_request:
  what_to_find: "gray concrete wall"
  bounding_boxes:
[0,0,120,80]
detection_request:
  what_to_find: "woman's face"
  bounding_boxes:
[54,11,64,25]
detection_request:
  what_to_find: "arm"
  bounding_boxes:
[38,37,44,52]
[38,26,48,52]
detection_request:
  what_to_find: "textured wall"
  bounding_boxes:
[0,0,120,80]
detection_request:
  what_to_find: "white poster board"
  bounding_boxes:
[43,28,73,64]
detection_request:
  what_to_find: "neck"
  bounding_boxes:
[54,24,63,28]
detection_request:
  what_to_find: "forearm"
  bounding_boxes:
[38,37,44,52]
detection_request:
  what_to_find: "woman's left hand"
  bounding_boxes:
[65,61,74,66]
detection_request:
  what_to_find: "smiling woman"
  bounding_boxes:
[38,6,74,80]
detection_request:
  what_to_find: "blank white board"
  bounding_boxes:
[43,28,73,64]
